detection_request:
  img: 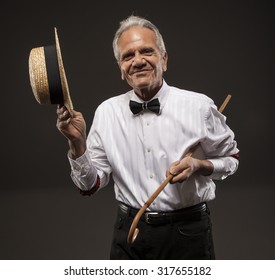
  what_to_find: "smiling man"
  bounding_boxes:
[56,15,239,260]
[117,26,167,100]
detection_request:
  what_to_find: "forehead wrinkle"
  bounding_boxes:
[118,27,158,60]
[119,27,157,45]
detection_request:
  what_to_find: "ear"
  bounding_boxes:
[162,52,168,72]
[119,63,125,80]
[120,69,125,80]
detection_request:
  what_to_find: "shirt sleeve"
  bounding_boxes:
[68,150,98,192]
[201,99,240,180]
[208,156,239,180]
[67,105,113,194]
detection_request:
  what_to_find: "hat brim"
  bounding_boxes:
[54,28,74,116]
[29,28,74,116]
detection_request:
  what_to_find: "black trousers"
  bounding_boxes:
[110,203,216,260]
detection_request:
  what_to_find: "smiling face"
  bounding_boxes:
[117,27,168,100]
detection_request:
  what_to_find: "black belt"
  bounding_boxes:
[118,202,207,225]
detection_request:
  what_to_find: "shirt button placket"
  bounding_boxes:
[144,117,155,181]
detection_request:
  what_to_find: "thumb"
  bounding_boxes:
[168,160,181,175]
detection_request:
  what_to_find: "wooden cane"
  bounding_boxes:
[127,94,232,244]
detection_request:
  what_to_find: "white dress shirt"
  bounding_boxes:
[68,80,239,211]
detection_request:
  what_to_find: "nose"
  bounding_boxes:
[132,52,146,67]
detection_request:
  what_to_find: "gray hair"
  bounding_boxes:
[112,15,166,62]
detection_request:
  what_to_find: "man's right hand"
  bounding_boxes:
[56,105,87,159]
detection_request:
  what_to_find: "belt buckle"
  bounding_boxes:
[145,211,159,224]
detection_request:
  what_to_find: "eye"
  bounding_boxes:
[141,48,154,56]
[121,52,134,62]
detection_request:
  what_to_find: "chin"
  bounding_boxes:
[134,75,156,86]
[135,81,151,89]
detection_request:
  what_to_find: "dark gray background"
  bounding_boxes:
[1,0,274,259]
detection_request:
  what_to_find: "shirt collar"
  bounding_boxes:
[130,80,169,114]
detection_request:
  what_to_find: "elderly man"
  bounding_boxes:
[56,15,239,259]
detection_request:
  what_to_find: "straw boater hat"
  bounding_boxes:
[29,28,74,116]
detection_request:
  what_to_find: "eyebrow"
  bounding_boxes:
[121,50,134,60]
[121,47,155,61]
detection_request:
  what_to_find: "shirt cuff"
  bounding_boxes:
[68,149,90,167]
[67,150,98,190]
[207,156,238,180]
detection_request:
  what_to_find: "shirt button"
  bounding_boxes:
[150,174,154,179]
[147,148,151,153]
[146,122,150,126]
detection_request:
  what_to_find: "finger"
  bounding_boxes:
[56,105,68,116]
[56,107,70,125]
[169,163,184,176]
[58,109,70,123]
[170,168,191,184]
[168,160,180,175]
[57,117,71,130]
[57,104,64,112]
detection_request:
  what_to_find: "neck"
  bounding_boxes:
[134,81,163,101]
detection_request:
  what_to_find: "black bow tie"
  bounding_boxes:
[129,98,160,115]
